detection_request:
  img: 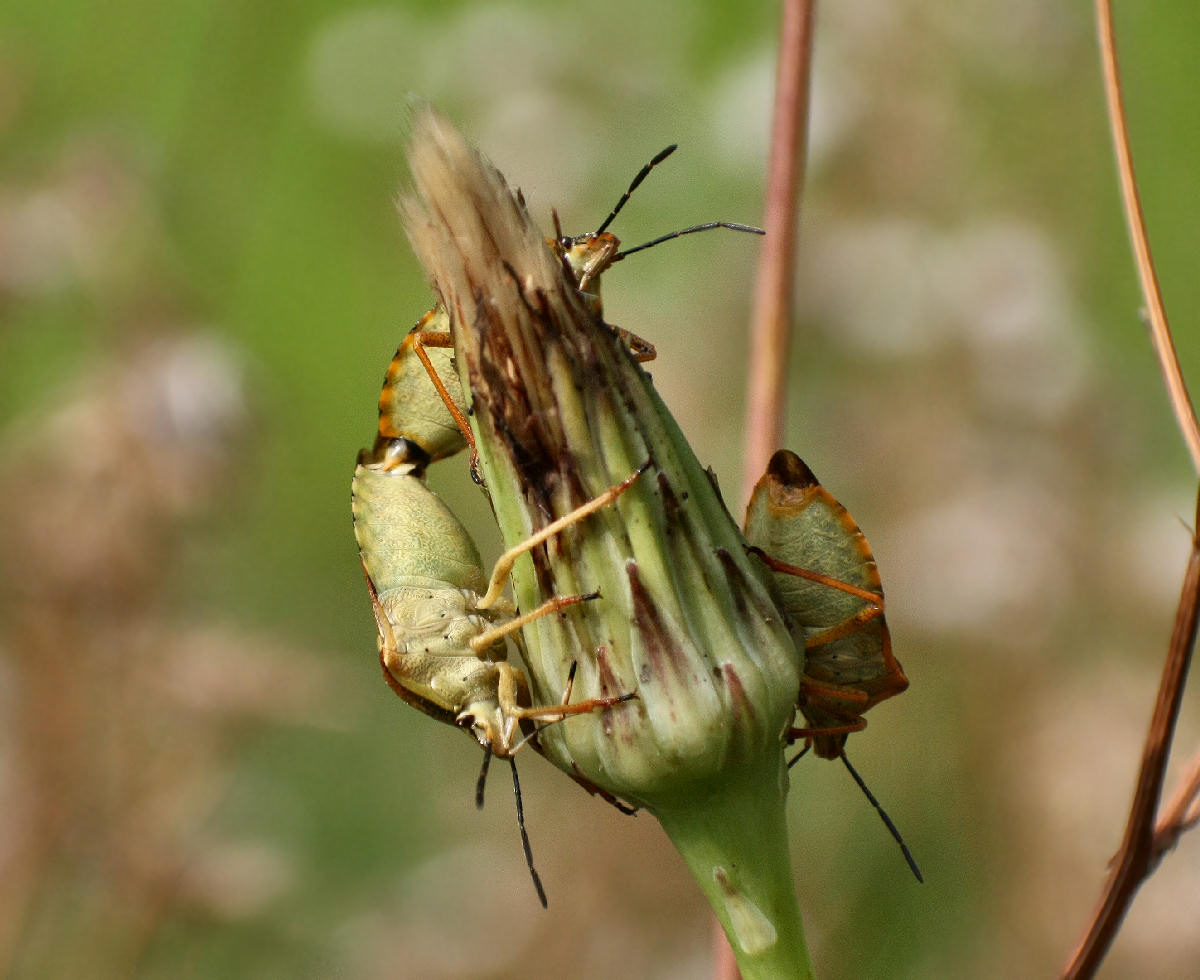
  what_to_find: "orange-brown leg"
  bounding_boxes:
[752,548,885,648]
[787,718,867,742]
[496,661,635,757]
[611,325,657,363]
[470,590,600,652]
[410,329,477,454]
[476,463,647,610]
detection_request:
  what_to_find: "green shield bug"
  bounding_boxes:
[744,449,908,759]
[744,449,920,881]
[351,438,645,903]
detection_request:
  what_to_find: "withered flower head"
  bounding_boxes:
[401,108,814,976]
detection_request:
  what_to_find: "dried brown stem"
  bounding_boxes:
[1095,0,1200,472]
[1151,747,1200,864]
[741,0,816,506]
[1060,488,1200,978]
[1059,4,1200,976]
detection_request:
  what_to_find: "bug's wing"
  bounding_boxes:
[744,450,908,733]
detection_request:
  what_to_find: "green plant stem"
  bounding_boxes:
[654,754,814,980]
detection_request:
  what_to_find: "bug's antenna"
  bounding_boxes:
[476,747,493,809]
[614,221,765,261]
[593,144,678,235]
[840,751,924,884]
[509,758,549,907]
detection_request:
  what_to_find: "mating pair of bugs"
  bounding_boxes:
[351,123,916,902]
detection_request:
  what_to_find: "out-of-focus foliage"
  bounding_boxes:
[1,1,1197,978]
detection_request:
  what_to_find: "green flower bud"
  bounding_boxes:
[402,109,814,979]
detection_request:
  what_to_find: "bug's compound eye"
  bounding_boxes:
[459,712,495,751]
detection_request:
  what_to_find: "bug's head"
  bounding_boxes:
[549,230,620,304]
[458,702,510,757]
[546,140,678,301]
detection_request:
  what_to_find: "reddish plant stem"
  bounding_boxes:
[1094,0,1200,472]
[741,0,816,506]
[712,917,741,980]
[1060,5,1200,977]
[1151,748,1200,864]
[720,1,817,976]
[1060,489,1200,979]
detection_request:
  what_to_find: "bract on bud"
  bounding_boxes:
[401,108,814,978]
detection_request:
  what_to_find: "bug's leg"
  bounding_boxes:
[786,675,870,760]
[751,547,885,648]
[493,661,635,756]
[788,676,869,746]
[409,328,478,458]
[374,311,473,471]
[509,660,635,723]
[566,765,639,815]
[377,313,433,445]
[787,717,867,744]
[497,655,640,815]
[469,590,599,652]
[476,462,649,610]
[611,325,657,363]
[498,662,635,725]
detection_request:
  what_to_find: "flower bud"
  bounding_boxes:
[402,109,814,977]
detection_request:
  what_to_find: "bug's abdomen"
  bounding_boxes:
[351,459,486,596]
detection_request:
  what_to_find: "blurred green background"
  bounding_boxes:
[2,1,1199,978]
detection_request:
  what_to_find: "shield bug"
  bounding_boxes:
[351,438,645,903]
[744,449,920,881]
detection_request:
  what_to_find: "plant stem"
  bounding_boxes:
[655,755,814,980]
[1094,0,1200,471]
[743,0,816,505]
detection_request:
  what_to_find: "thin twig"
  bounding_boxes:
[741,0,816,506]
[1094,0,1200,472]
[1060,489,1200,979]
[1151,747,1200,864]
[1060,4,1200,976]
